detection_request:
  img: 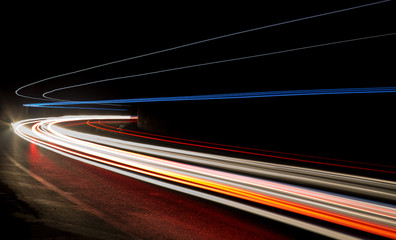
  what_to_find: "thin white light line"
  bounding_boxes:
[15,0,391,101]
[42,32,395,99]
[12,116,365,240]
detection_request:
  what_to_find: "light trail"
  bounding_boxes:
[39,33,395,106]
[94,119,396,170]
[89,120,396,174]
[13,115,396,239]
[24,86,396,110]
[15,0,391,102]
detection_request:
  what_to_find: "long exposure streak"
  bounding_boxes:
[91,120,396,171]
[24,86,396,110]
[9,1,394,239]
[13,115,396,239]
[15,0,391,102]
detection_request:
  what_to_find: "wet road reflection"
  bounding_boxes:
[4,115,396,239]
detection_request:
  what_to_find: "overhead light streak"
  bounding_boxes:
[24,86,396,110]
[41,33,395,101]
[15,0,392,101]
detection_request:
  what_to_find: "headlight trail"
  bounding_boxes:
[15,0,391,102]
[13,115,396,239]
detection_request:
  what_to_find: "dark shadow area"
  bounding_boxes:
[137,94,395,166]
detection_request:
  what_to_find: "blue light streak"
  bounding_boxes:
[15,0,391,102]
[24,87,396,110]
[42,33,395,100]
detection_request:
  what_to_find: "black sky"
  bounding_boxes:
[3,1,395,103]
[1,1,394,162]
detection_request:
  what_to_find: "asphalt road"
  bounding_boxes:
[0,124,334,240]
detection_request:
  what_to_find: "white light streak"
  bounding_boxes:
[13,115,396,239]
[15,1,392,102]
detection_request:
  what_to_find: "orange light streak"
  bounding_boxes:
[13,116,396,239]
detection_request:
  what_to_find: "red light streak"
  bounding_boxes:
[12,116,396,239]
[88,120,396,174]
[96,120,396,169]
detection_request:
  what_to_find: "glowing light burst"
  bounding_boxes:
[13,115,396,239]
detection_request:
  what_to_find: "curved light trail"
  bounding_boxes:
[24,86,396,111]
[10,2,394,238]
[15,0,391,102]
[40,32,395,103]
[87,120,396,176]
[13,115,396,239]
[92,119,396,170]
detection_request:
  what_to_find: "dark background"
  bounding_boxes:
[4,1,394,98]
[2,1,395,162]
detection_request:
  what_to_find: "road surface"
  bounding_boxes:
[1,115,395,239]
